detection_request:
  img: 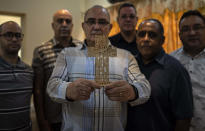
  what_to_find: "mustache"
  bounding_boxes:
[90,30,103,35]
[60,27,69,31]
[140,42,150,47]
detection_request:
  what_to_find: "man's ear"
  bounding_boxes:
[82,22,85,32]
[109,24,113,32]
[179,32,182,41]
[52,22,54,30]
[136,16,138,22]
[161,35,165,45]
[71,23,73,30]
[117,16,120,24]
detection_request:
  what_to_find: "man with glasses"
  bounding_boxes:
[32,9,81,131]
[0,21,33,131]
[171,10,205,131]
[126,19,193,131]
[109,2,139,56]
[47,5,151,131]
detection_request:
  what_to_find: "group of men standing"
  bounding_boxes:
[0,2,204,131]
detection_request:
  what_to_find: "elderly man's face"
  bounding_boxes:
[179,15,205,52]
[0,22,23,55]
[137,21,164,62]
[52,10,73,39]
[82,7,112,43]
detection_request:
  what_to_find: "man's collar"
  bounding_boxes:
[52,37,75,48]
[0,56,25,68]
[82,39,113,50]
[137,48,166,66]
[120,32,137,43]
[182,46,205,58]
[154,49,166,65]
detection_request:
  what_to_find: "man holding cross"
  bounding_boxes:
[47,5,150,131]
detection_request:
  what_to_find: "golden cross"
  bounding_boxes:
[87,35,117,86]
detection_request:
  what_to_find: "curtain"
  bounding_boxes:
[108,0,205,53]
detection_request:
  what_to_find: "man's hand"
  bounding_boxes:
[105,80,136,102]
[66,78,101,101]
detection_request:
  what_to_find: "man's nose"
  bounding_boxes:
[11,36,18,41]
[189,28,197,35]
[62,20,68,26]
[144,33,150,40]
[94,22,100,28]
[93,22,101,29]
[125,16,131,21]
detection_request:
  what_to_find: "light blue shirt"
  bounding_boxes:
[47,42,151,131]
[171,47,205,131]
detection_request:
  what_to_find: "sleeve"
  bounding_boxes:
[46,49,71,103]
[126,54,151,106]
[32,47,45,90]
[170,64,193,119]
[32,47,44,70]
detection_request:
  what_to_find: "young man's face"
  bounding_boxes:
[0,22,22,55]
[117,7,138,33]
[179,15,205,52]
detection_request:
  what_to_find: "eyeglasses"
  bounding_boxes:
[120,14,136,19]
[0,32,24,41]
[85,18,109,27]
[138,31,158,39]
[180,24,205,33]
[56,18,72,24]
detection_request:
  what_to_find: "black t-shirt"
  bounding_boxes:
[126,49,193,131]
[109,32,138,57]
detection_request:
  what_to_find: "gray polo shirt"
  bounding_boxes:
[0,57,33,131]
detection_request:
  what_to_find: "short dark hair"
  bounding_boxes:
[139,19,164,35]
[0,21,19,34]
[118,2,136,16]
[179,10,205,27]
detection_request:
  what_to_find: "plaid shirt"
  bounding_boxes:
[47,42,151,131]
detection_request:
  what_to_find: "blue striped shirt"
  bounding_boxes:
[0,57,33,131]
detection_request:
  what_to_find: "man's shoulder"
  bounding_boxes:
[109,33,124,48]
[34,39,54,52]
[63,43,83,53]
[170,47,183,57]
[20,60,33,70]
[162,53,188,73]
[109,33,121,42]
[72,38,83,46]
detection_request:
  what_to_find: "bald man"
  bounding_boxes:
[0,21,33,131]
[32,9,82,131]
[47,5,150,131]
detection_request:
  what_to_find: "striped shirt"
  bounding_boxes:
[32,38,82,123]
[47,42,151,131]
[0,57,33,131]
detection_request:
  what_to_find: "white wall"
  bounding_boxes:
[85,0,111,9]
[0,0,111,65]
